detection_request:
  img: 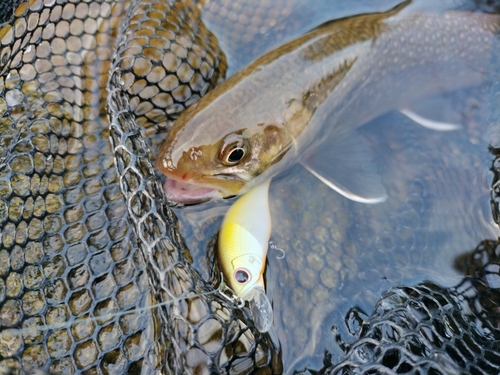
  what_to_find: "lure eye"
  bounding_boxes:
[219,134,249,166]
[234,268,250,284]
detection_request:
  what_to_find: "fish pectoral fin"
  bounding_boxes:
[247,286,273,333]
[400,93,463,132]
[300,129,387,204]
[400,109,461,132]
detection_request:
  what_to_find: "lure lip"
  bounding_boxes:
[237,274,265,301]
[247,285,273,333]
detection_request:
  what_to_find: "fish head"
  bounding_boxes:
[156,90,297,204]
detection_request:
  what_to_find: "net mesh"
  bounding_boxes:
[1,0,500,374]
[0,0,281,373]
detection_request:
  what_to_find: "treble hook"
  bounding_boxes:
[269,241,285,259]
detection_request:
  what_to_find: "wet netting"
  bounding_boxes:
[0,0,281,373]
[1,0,500,374]
[297,239,500,374]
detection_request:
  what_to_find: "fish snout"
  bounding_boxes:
[156,146,177,176]
[155,143,250,203]
[156,146,199,182]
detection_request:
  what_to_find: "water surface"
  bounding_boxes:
[176,1,500,372]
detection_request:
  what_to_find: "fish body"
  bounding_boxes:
[218,179,273,332]
[156,4,500,203]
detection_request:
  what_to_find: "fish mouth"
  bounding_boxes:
[163,178,223,205]
[162,173,248,205]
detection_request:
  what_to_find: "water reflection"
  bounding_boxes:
[266,87,497,370]
[176,1,500,372]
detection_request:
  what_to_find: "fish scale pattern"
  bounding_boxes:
[0,0,281,373]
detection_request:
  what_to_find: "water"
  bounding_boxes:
[175,2,500,371]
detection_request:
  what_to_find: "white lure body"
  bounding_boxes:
[218,179,273,332]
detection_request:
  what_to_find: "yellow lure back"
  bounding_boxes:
[218,179,273,332]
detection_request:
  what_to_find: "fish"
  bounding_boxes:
[156,2,500,204]
[218,179,274,332]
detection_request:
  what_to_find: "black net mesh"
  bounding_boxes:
[0,0,281,373]
[290,240,500,374]
[2,0,500,374]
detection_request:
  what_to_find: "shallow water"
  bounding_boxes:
[0,0,496,372]
[175,3,500,372]
[176,86,498,372]
[267,88,498,370]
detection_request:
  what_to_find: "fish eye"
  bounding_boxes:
[234,268,250,284]
[219,134,249,166]
[228,148,245,163]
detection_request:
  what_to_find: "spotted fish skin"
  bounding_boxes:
[156,4,500,202]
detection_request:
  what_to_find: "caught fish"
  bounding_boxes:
[156,2,500,204]
[218,179,274,332]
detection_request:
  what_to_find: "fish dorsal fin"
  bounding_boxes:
[301,129,387,204]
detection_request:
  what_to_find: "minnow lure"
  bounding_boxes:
[218,179,273,332]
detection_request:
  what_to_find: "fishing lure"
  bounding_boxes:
[218,179,273,332]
